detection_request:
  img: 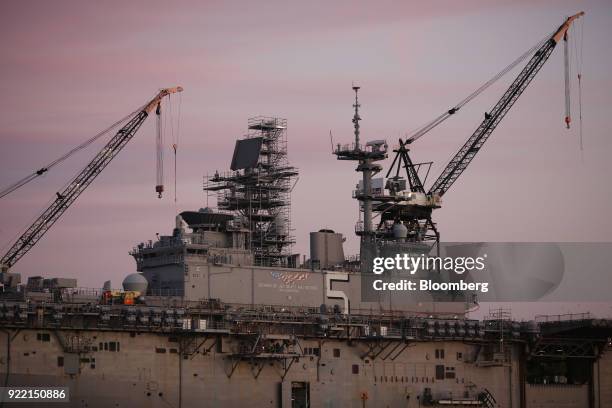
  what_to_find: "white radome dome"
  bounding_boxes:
[122,273,148,293]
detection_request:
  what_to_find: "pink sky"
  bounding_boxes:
[1,1,611,318]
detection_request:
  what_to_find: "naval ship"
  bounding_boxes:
[1,12,611,408]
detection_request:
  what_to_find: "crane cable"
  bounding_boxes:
[155,101,164,198]
[566,18,585,151]
[155,90,182,200]
[0,107,143,200]
[564,30,571,129]
[574,18,585,152]
[407,31,553,143]
[173,92,182,206]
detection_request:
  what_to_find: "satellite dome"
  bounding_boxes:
[122,273,148,293]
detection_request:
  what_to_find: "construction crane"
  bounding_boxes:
[427,12,584,196]
[0,87,183,272]
[354,13,584,247]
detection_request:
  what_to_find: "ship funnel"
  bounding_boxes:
[310,229,345,269]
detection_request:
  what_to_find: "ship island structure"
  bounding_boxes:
[0,106,611,408]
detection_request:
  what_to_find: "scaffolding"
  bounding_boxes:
[204,116,298,267]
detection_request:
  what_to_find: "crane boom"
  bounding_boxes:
[428,13,583,196]
[0,87,183,270]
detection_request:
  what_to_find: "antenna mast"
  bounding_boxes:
[333,85,388,270]
[352,85,361,148]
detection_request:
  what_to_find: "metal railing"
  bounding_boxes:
[535,312,592,323]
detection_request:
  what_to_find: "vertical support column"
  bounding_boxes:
[362,163,372,234]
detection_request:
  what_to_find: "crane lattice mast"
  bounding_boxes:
[1,87,183,271]
[428,12,584,196]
